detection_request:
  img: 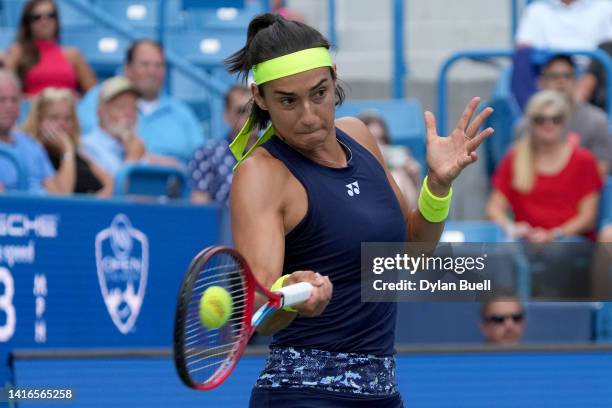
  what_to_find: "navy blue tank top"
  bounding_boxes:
[262,127,407,356]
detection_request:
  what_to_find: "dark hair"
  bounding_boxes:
[125,39,164,65]
[358,111,391,144]
[479,288,523,318]
[225,13,344,132]
[540,54,576,74]
[224,85,250,110]
[16,0,60,84]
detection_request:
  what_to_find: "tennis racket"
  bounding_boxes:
[173,245,313,390]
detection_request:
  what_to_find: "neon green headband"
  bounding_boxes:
[229,47,333,170]
[252,47,333,85]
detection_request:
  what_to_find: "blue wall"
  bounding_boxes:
[0,195,223,383]
[11,350,612,407]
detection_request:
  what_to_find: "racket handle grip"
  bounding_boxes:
[278,282,313,308]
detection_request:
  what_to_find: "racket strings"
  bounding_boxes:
[180,250,250,386]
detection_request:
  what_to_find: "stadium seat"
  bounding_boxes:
[335,99,426,169]
[164,30,246,68]
[113,163,190,200]
[0,27,13,52]
[598,176,612,229]
[441,221,507,243]
[482,95,521,176]
[186,1,263,31]
[94,0,185,30]
[61,30,151,78]
[594,302,612,342]
[0,144,28,191]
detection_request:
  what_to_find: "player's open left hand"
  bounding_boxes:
[424,97,494,189]
[283,271,332,317]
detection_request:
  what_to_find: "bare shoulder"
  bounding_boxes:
[230,147,291,211]
[63,47,83,62]
[335,116,385,165]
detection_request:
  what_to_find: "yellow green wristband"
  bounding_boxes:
[418,175,453,223]
[270,275,298,312]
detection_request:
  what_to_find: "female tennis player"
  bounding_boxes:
[227,13,493,407]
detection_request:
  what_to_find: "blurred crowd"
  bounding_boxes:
[0,0,611,247]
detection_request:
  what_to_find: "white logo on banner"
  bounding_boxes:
[95,214,149,334]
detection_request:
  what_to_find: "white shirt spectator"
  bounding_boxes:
[516,0,612,51]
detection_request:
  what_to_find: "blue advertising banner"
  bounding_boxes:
[0,195,224,382]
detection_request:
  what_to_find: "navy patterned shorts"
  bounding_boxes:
[254,346,399,396]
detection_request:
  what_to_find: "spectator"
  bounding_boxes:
[515,54,611,176]
[357,111,420,209]
[0,69,74,193]
[575,40,612,111]
[4,0,96,97]
[515,0,612,53]
[78,39,203,165]
[22,87,113,196]
[480,290,525,345]
[488,90,603,242]
[270,0,305,23]
[189,85,251,205]
[80,76,145,177]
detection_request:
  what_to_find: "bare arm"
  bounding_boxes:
[65,48,97,93]
[191,191,211,204]
[86,157,114,197]
[558,192,600,236]
[486,189,522,235]
[43,150,76,194]
[230,154,331,336]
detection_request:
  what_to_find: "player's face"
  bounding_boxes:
[480,301,525,345]
[254,67,336,152]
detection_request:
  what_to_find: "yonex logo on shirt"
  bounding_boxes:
[346,181,360,197]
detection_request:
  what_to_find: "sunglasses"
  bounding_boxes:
[483,312,524,325]
[29,11,57,22]
[531,114,564,126]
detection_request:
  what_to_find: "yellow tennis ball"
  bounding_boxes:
[199,286,233,329]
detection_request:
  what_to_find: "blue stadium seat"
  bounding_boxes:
[114,163,190,199]
[0,144,28,191]
[335,99,426,170]
[186,1,263,30]
[594,302,612,342]
[0,27,13,51]
[94,0,185,30]
[61,30,152,78]
[483,95,521,176]
[164,30,246,67]
[441,221,508,243]
[598,176,612,228]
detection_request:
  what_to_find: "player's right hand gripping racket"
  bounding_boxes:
[173,246,313,390]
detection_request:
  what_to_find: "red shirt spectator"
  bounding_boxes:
[492,146,602,239]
